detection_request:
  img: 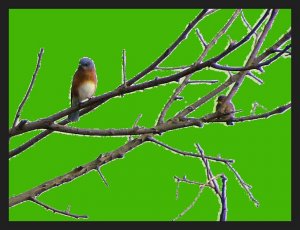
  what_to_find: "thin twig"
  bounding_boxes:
[250,102,268,115]
[173,186,205,221]
[175,178,180,200]
[174,175,208,187]
[122,49,127,87]
[12,48,44,128]
[246,71,264,85]
[155,65,191,71]
[210,44,291,72]
[187,80,219,84]
[30,197,88,219]
[225,162,259,207]
[195,28,208,48]
[240,9,259,43]
[173,174,223,221]
[128,114,143,141]
[96,167,109,187]
[148,137,234,163]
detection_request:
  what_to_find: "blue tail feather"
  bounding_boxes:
[68,97,80,122]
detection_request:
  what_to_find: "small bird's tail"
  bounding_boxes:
[68,97,80,122]
[226,121,234,126]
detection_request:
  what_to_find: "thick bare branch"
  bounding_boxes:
[9,137,146,207]
[10,103,289,161]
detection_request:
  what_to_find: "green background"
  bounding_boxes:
[9,9,291,221]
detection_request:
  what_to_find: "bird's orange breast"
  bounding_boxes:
[71,68,97,98]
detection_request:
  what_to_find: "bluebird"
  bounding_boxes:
[68,57,98,122]
[215,95,235,126]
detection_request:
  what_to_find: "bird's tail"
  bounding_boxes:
[68,97,80,122]
[226,121,234,126]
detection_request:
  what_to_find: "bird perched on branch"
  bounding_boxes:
[68,57,98,122]
[215,95,235,126]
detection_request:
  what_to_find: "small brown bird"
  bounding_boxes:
[68,57,98,122]
[215,95,235,126]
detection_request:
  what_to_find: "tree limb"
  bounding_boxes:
[30,197,88,219]
[11,48,44,128]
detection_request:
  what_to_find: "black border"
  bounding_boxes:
[1,0,298,228]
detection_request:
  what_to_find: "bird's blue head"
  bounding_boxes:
[79,57,95,70]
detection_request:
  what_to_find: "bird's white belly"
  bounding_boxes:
[78,81,96,101]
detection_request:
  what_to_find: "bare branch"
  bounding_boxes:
[225,162,259,207]
[173,186,205,221]
[219,174,228,221]
[125,9,210,86]
[246,71,264,85]
[250,101,268,115]
[196,143,221,196]
[255,30,291,64]
[226,9,279,102]
[128,114,143,141]
[122,49,127,87]
[30,197,88,219]
[175,9,270,119]
[96,166,109,187]
[157,9,241,125]
[174,175,208,187]
[9,9,268,139]
[195,28,208,48]
[187,80,219,85]
[210,44,291,72]
[272,49,291,55]
[240,9,259,43]
[9,137,147,208]
[12,48,44,128]
[155,65,191,71]
[173,173,223,221]
[9,101,290,159]
[148,137,234,163]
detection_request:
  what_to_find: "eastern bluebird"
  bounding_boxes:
[215,95,235,126]
[68,57,98,122]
